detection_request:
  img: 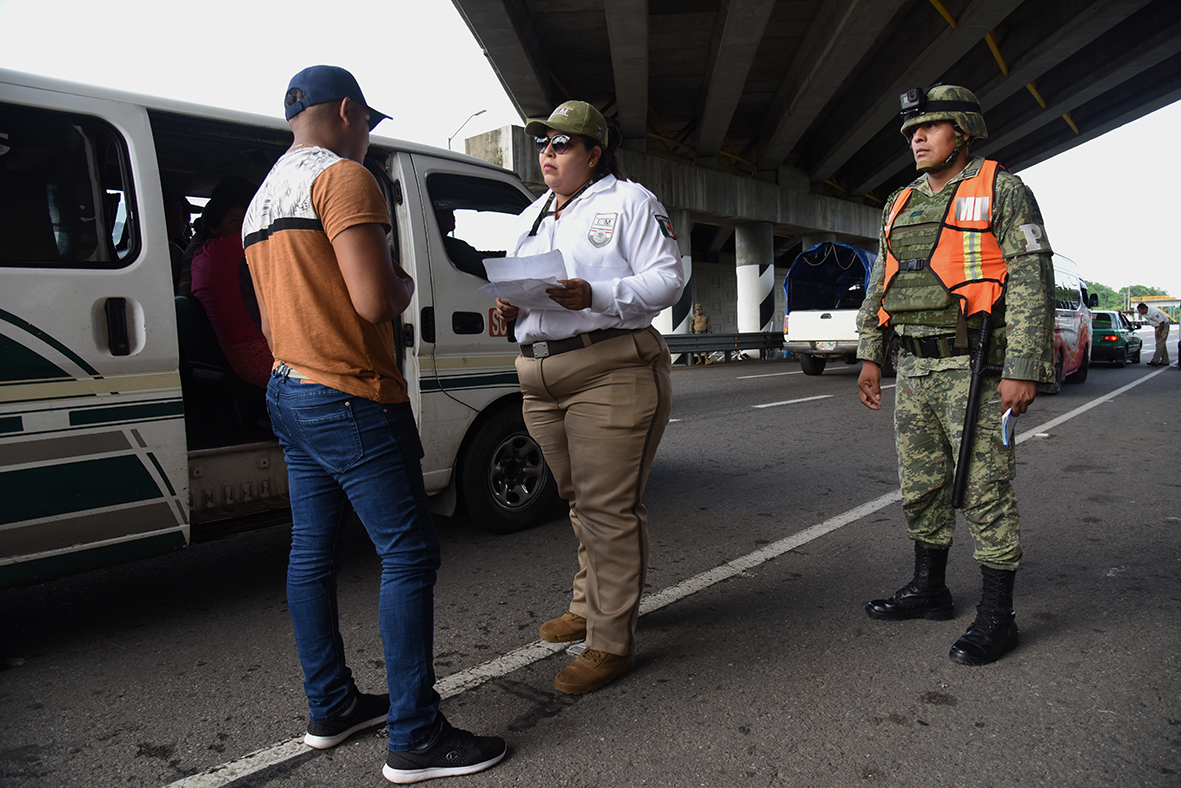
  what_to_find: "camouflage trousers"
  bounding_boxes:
[894,368,1022,569]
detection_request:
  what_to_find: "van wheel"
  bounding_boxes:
[458,409,557,534]
[799,354,827,375]
[881,334,901,378]
[1065,347,1089,383]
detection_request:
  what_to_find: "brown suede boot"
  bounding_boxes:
[553,649,635,695]
[539,611,586,643]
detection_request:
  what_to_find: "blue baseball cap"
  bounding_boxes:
[284,65,389,131]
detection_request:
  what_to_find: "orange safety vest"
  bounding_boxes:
[877,159,1007,328]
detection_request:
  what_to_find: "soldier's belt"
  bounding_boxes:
[899,331,982,359]
[520,327,639,359]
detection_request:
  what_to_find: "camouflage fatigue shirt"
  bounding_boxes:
[856,156,1056,381]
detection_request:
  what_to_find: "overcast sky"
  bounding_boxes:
[2,0,1177,297]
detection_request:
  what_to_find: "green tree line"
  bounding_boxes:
[1088,282,1177,318]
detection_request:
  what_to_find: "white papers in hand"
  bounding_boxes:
[479,250,569,310]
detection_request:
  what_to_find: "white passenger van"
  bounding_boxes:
[1041,253,1096,394]
[0,69,556,587]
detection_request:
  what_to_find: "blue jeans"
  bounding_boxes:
[267,373,441,749]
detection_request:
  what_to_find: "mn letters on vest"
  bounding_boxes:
[877,160,1007,327]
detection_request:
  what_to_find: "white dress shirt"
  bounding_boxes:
[508,174,685,344]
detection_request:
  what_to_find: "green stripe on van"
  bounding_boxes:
[0,455,163,526]
[0,531,187,589]
[0,416,21,435]
[0,307,101,377]
[69,400,184,426]
[0,334,71,383]
[421,371,519,393]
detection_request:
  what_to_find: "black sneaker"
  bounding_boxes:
[382,714,506,784]
[304,692,389,749]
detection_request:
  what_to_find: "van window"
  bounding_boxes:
[1054,270,1080,310]
[0,103,137,267]
[426,173,532,280]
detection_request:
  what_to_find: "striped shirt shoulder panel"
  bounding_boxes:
[242,147,340,248]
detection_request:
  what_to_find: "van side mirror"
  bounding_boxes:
[1087,293,1098,308]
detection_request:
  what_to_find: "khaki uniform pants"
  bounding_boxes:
[515,326,672,656]
[1152,322,1171,366]
[895,368,1022,569]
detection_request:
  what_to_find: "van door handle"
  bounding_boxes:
[105,297,131,356]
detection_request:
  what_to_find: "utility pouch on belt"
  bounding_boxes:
[882,269,954,313]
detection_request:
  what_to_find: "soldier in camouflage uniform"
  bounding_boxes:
[690,303,712,364]
[855,86,1055,666]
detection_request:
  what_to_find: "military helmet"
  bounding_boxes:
[899,85,988,140]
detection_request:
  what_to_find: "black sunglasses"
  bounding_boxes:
[535,134,576,154]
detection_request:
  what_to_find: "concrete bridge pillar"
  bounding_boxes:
[736,221,775,332]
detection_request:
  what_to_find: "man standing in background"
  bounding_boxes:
[1137,302,1172,367]
[690,303,712,364]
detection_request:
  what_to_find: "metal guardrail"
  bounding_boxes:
[663,332,785,364]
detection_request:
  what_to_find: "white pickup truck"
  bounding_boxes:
[782,242,898,375]
[782,307,861,375]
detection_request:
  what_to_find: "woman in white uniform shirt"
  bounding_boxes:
[495,101,684,695]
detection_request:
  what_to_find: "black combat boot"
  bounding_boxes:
[865,541,954,621]
[949,566,1019,665]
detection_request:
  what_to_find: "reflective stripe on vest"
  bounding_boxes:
[877,159,1007,327]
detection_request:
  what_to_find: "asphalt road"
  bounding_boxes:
[2,331,1178,788]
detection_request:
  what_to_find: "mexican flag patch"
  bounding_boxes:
[655,214,676,239]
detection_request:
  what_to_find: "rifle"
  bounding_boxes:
[951,312,1004,509]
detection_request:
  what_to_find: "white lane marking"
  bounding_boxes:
[752,394,833,409]
[1012,365,1168,445]
[166,740,308,788]
[638,490,903,615]
[163,371,1164,788]
[736,371,802,379]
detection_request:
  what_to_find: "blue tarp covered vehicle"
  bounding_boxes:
[781,242,881,376]
[782,242,875,313]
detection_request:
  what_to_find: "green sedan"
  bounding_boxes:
[1090,310,1143,367]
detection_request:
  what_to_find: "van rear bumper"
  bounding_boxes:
[783,340,860,356]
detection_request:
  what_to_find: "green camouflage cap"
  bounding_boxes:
[899,85,988,140]
[525,101,608,148]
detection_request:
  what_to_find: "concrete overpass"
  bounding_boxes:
[452,0,1181,333]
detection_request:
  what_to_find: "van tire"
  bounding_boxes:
[1041,351,1065,395]
[1065,347,1089,383]
[799,354,827,376]
[458,407,557,534]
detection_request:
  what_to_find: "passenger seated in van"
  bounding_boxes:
[190,177,273,388]
[434,207,501,279]
[164,189,197,293]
